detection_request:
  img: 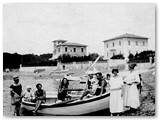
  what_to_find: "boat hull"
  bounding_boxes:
[21,93,110,115]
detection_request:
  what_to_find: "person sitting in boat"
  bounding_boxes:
[95,72,107,96]
[106,73,111,84]
[86,74,93,89]
[32,83,46,114]
[22,86,34,102]
[104,73,111,92]
[79,74,99,100]
[57,78,71,101]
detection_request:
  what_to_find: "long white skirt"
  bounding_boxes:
[109,89,123,113]
[123,84,140,109]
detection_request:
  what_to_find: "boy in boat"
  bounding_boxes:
[104,73,111,92]
[106,74,111,84]
[22,86,34,102]
[86,74,93,89]
[94,72,107,96]
[32,83,46,114]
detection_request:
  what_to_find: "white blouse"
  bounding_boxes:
[124,71,140,84]
[109,75,123,90]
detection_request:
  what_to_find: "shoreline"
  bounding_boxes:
[3,69,155,116]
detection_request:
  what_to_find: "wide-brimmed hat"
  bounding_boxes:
[112,69,119,74]
[27,86,31,89]
[13,75,19,80]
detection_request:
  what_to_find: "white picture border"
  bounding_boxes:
[0,0,158,120]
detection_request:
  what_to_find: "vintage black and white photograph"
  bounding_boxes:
[3,3,155,116]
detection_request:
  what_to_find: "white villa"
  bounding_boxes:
[51,40,87,60]
[103,33,148,59]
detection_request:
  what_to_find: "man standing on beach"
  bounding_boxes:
[10,76,22,116]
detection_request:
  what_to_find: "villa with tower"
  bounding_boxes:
[51,40,87,60]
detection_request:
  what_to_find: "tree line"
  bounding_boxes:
[3,50,155,70]
[57,53,104,63]
[3,52,103,70]
[128,50,155,63]
[111,50,155,63]
[3,52,56,70]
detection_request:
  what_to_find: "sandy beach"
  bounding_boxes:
[3,69,155,116]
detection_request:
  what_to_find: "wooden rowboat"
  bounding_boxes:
[21,92,110,116]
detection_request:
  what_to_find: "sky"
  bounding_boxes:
[3,3,155,55]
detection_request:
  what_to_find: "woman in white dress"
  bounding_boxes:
[109,69,124,116]
[123,63,140,110]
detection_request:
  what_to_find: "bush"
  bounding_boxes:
[111,54,125,59]
[3,52,57,69]
[3,52,22,70]
[57,53,104,63]
[128,50,155,63]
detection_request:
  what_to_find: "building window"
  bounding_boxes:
[58,48,60,52]
[73,48,76,52]
[106,44,108,48]
[128,41,130,45]
[119,41,121,46]
[65,47,67,52]
[113,42,114,47]
[143,42,145,46]
[81,48,84,52]
[136,41,138,46]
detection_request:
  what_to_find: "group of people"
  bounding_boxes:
[10,63,143,116]
[74,63,142,116]
[109,63,142,116]
[10,76,46,116]
[79,72,107,100]
[57,71,109,102]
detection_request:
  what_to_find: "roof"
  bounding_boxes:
[52,39,67,42]
[103,33,148,42]
[57,42,87,47]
